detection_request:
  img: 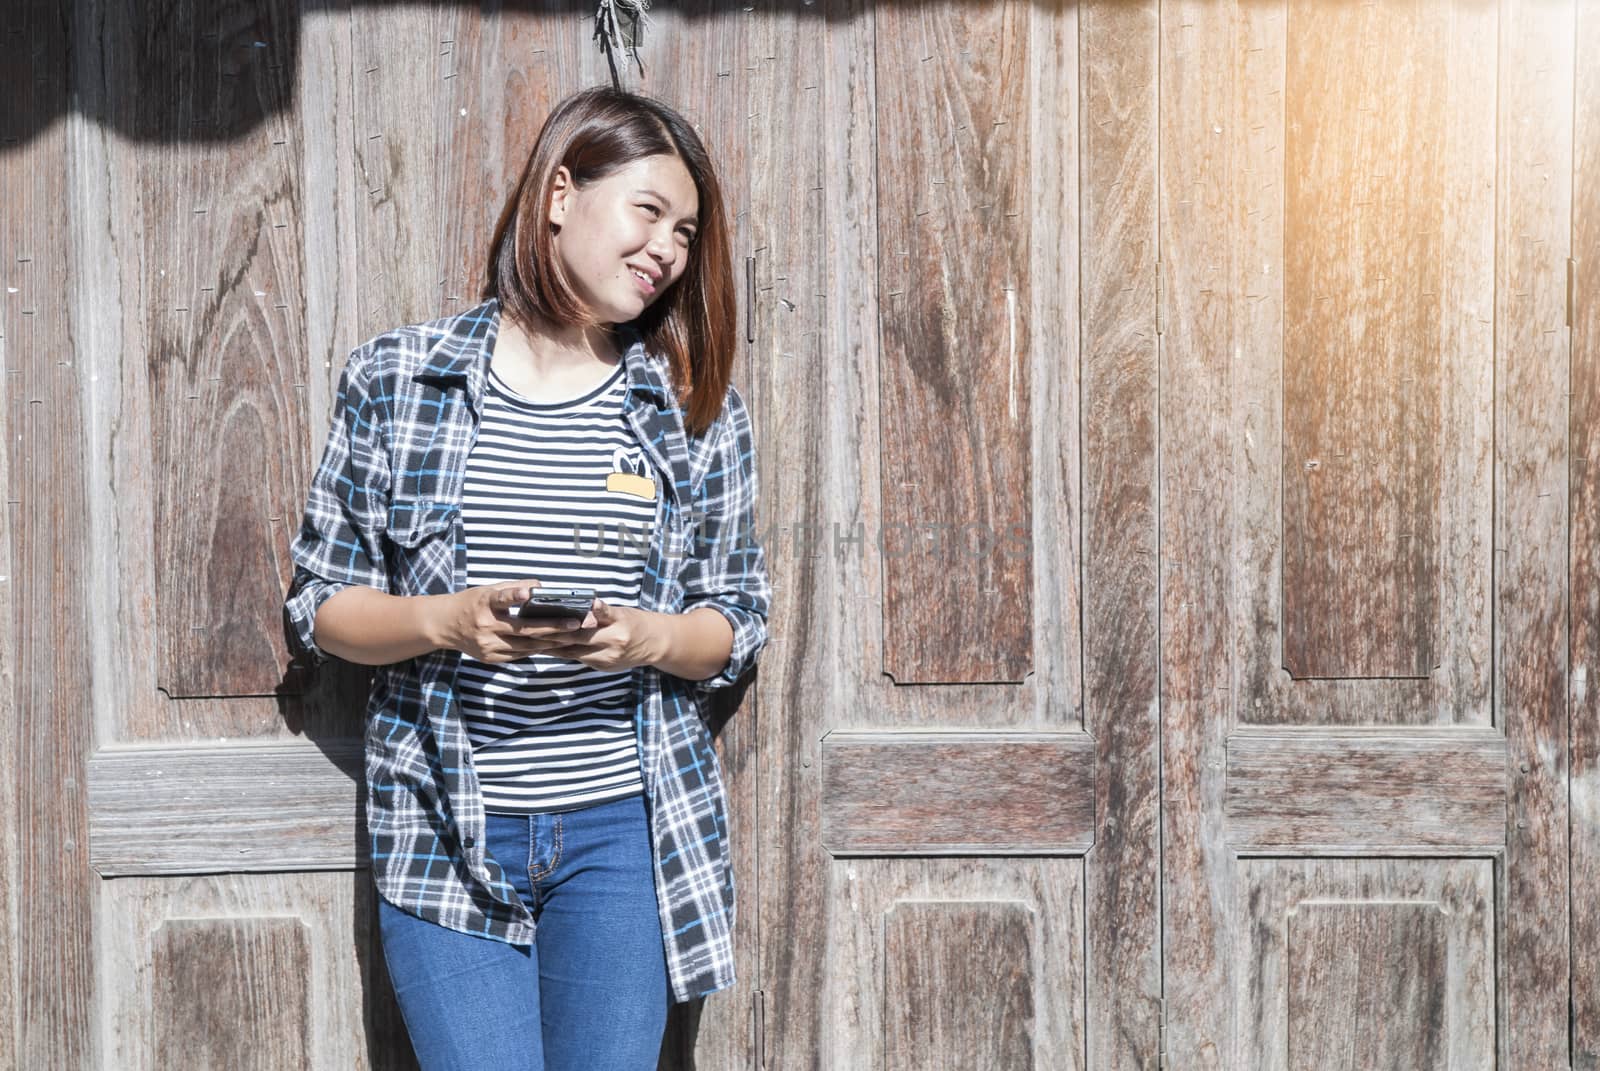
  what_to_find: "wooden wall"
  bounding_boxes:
[1,0,1594,1067]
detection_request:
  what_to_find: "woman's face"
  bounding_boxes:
[547,152,700,326]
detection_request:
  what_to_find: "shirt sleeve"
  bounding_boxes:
[282,344,393,667]
[678,383,772,696]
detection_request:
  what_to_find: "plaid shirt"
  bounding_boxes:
[283,297,771,1003]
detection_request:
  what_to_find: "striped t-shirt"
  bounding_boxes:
[458,359,659,814]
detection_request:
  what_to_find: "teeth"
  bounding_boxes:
[631,269,651,284]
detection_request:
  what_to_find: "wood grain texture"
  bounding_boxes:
[759,1,1092,1066]
[1080,0,1163,1065]
[1286,901,1447,1069]
[883,901,1035,1071]
[829,859,1083,1070]
[1280,0,1447,680]
[1233,0,1495,728]
[80,2,371,743]
[754,3,850,1069]
[98,871,385,1070]
[1571,0,1600,1065]
[1157,0,1236,1063]
[820,731,1093,854]
[1224,730,1506,851]
[87,742,364,875]
[1,1,92,1066]
[1235,858,1493,1070]
[119,0,312,699]
[874,2,1033,684]
[1495,0,1577,1065]
[152,917,311,1070]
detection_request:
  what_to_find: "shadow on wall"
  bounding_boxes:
[1,0,1074,150]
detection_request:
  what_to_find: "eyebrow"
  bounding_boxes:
[636,189,699,225]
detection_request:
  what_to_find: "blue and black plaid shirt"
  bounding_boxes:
[283,297,771,1003]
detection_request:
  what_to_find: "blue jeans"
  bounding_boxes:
[377,791,669,1070]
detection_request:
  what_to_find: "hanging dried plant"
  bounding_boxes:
[594,0,652,88]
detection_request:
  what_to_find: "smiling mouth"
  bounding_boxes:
[628,267,657,295]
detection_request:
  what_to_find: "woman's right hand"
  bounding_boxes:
[429,580,585,663]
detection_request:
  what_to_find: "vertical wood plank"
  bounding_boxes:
[117,0,313,699]
[749,2,831,1069]
[1030,0,1085,729]
[873,3,1033,684]
[352,5,451,335]
[1080,0,1161,1064]
[1158,0,1234,1061]
[1571,0,1600,1063]
[1,0,92,1063]
[1280,0,1447,680]
[1495,0,1575,1063]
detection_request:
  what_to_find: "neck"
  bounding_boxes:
[497,308,622,379]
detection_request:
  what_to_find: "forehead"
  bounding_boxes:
[601,154,698,212]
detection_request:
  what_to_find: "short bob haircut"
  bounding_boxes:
[482,86,737,439]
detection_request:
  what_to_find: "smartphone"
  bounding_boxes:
[514,586,595,621]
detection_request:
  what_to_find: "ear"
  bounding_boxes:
[548,165,572,228]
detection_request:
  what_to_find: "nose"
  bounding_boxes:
[645,229,676,265]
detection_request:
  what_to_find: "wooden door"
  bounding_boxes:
[750,2,1156,1067]
[749,1,1592,1069]
[1159,1,1585,1067]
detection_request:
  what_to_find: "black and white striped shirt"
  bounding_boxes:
[459,360,659,814]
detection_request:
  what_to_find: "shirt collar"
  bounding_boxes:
[413,295,676,413]
[413,296,694,508]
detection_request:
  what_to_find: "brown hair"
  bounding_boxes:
[482,85,737,439]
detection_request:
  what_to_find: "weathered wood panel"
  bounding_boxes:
[99,872,386,1070]
[1286,901,1447,1069]
[751,2,839,1068]
[1495,0,1576,1064]
[87,742,363,875]
[1080,0,1162,1066]
[1,1,90,1066]
[874,2,1033,684]
[1224,730,1506,852]
[1233,0,1495,727]
[820,731,1094,854]
[1571,0,1600,1065]
[883,901,1035,1071]
[834,859,1083,1070]
[152,917,311,1070]
[1157,0,1236,1062]
[1235,858,1494,1070]
[1280,0,1446,681]
[82,4,370,744]
[118,0,312,699]
[758,1,1093,1067]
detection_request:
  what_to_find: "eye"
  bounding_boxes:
[640,202,662,218]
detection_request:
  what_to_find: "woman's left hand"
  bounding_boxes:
[524,599,661,672]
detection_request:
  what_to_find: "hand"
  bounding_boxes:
[525,598,663,673]
[430,580,588,664]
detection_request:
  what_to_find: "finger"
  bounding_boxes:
[487,582,532,611]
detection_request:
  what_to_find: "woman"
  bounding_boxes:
[283,86,771,1070]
